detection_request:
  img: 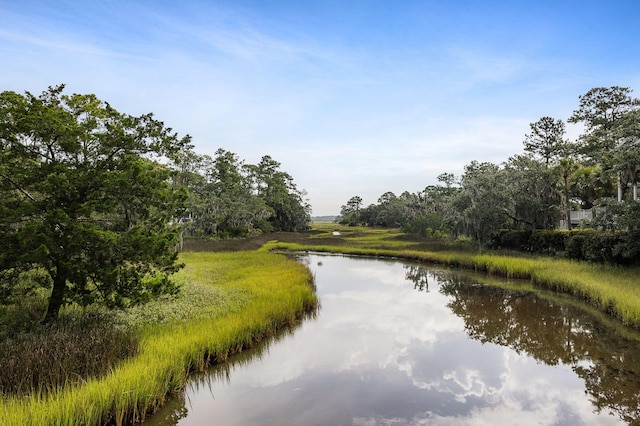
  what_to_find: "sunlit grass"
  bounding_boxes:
[4,224,639,424]
[265,225,640,329]
[0,251,317,425]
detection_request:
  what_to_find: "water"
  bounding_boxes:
[146,254,640,425]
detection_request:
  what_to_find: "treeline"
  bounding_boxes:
[338,86,640,264]
[170,148,311,239]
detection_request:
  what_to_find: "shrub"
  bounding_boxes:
[529,230,567,255]
[565,233,587,260]
[492,230,531,251]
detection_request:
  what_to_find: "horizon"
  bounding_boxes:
[2,1,639,215]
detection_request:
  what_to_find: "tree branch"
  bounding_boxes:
[0,171,36,202]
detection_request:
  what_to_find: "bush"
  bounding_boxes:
[490,228,637,266]
[581,231,627,265]
[492,230,531,251]
[565,233,587,260]
[529,230,567,255]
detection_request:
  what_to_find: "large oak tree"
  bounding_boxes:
[0,85,190,322]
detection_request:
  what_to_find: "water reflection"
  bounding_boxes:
[145,317,311,424]
[435,271,640,423]
[145,254,640,425]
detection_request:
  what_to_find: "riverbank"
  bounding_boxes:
[3,224,638,424]
[0,251,317,425]
[262,224,640,329]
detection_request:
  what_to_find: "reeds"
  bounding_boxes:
[0,312,139,398]
[1,251,318,425]
[265,233,640,329]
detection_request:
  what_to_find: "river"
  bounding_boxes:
[145,253,640,425]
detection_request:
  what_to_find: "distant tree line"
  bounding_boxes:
[338,86,640,263]
[169,148,311,239]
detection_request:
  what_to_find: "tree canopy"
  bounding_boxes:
[1,85,312,321]
[337,85,640,260]
[169,150,311,238]
[0,85,191,322]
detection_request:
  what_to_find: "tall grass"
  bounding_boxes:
[0,314,138,397]
[265,232,640,329]
[0,251,317,425]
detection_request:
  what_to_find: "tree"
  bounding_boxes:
[247,155,310,232]
[571,165,611,209]
[569,86,640,201]
[523,116,568,166]
[557,158,579,230]
[502,154,560,230]
[404,176,461,238]
[209,149,271,236]
[610,109,640,201]
[569,86,638,134]
[458,161,510,249]
[374,192,409,227]
[168,149,212,238]
[339,196,363,225]
[0,85,190,322]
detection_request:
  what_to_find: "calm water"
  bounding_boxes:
[146,254,640,425]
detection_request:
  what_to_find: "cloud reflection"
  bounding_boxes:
[147,254,635,425]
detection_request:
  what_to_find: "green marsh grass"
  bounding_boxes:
[0,250,317,425]
[265,225,640,329]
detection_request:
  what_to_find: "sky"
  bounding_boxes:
[2,1,640,215]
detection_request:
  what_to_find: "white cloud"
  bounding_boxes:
[3,1,638,216]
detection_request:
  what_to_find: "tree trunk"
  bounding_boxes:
[564,174,572,230]
[618,173,623,202]
[43,270,66,324]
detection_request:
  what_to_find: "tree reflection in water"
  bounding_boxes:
[403,264,640,424]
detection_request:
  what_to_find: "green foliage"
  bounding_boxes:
[250,155,311,232]
[0,85,189,321]
[565,232,587,260]
[401,213,444,238]
[170,151,310,237]
[524,116,568,165]
[502,154,561,230]
[492,230,532,251]
[337,85,640,252]
[458,161,510,248]
[528,230,568,255]
[492,228,639,266]
[338,195,363,225]
[342,186,461,239]
[0,269,51,305]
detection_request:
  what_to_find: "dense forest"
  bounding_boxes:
[338,86,640,263]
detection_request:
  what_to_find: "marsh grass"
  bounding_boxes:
[3,224,637,424]
[264,225,640,329]
[0,313,138,398]
[1,250,317,425]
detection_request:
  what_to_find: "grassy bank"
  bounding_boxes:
[3,224,638,424]
[0,251,317,425]
[263,224,640,329]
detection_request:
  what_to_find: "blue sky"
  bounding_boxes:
[2,1,640,215]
